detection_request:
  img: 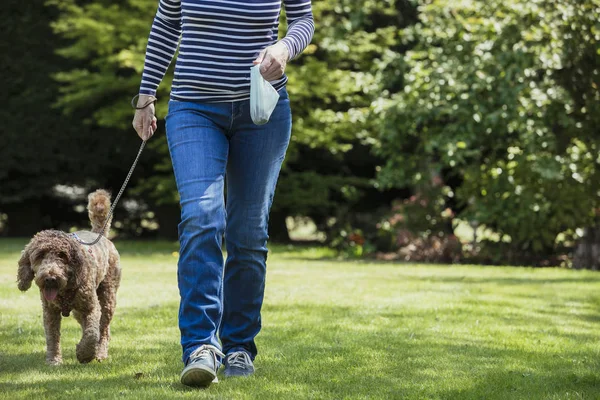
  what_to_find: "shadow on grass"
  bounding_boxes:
[0,239,182,257]
[0,357,203,397]
[0,308,198,398]
[0,238,29,254]
[113,240,180,256]
[1,239,328,261]
[2,301,600,399]
[2,285,599,399]
[417,274,600,285]
[260,303,600,399]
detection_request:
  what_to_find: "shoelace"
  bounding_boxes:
[227,351,252,369]
[188,345,225,369]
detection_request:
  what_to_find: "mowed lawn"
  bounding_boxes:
[0,239,599,400]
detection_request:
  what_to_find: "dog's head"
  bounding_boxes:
[17,230,84,301]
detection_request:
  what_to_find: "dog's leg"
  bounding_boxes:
[75,303,101,363]
[96,281,117,361]
[43,302,62,365]
[96,253,121,362]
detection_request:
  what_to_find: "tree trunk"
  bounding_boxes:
[269,210,290,243]
[154,204,180,240]
[572,224,600,270]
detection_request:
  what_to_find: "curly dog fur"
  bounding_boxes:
[17,189,121,365]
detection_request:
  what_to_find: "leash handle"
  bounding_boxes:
[131,94,157,110]
[74,140,147,246]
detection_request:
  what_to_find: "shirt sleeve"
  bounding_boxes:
[280,0,315,60]
[139,0,182,96]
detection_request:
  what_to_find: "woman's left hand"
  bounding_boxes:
[254,42,290,81]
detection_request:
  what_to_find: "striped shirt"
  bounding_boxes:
[139,0,314,102]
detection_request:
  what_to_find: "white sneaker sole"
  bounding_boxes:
[180,363,218,387]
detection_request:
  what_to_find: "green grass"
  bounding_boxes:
[1,239,599,399]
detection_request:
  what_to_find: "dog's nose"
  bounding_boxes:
[44,277,56,284]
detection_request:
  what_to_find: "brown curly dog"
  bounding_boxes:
[17,189,121,365]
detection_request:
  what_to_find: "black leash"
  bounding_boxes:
[72,140,147,246]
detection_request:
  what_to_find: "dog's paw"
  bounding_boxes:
[96,349,108,362]
[76,341,97,364]
[46,357,63,366]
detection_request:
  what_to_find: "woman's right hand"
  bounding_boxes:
[132,94,158,141]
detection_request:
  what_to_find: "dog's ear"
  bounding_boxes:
[17,245,34,291]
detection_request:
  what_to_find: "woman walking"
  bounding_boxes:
[133,0,314,388]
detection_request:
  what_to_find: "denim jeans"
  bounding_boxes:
[165,88,291,364]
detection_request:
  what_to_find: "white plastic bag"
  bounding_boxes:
[250,64,280,125]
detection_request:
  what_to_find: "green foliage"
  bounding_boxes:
[49,0,414,237]
[275,0,417,225]
[0,0,88,203]
[41,0,600,257]
[1,0,172,236]
[46,0,177,216]
[48,0,172,129]
[375,0,600,255]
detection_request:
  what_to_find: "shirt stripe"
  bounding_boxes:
[139,0,314,102]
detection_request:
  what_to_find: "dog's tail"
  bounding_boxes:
[88,189,112,236]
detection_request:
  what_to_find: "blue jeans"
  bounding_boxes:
[165,88,292,364]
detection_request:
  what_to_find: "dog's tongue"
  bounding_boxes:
[44,287,58,302]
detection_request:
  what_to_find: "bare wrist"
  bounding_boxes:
[277,41,291,62]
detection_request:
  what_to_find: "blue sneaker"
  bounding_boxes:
[180,345,224,387]
[223,351,255,377]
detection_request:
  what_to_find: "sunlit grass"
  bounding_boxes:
[1,239,599,399]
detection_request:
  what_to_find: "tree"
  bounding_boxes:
[375,0,600,263]
[0,0,100,236]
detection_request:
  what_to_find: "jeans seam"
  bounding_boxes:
[228,102,235,134]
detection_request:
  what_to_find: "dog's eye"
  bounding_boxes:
[31,251,44,264]
[58,252,68,262]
